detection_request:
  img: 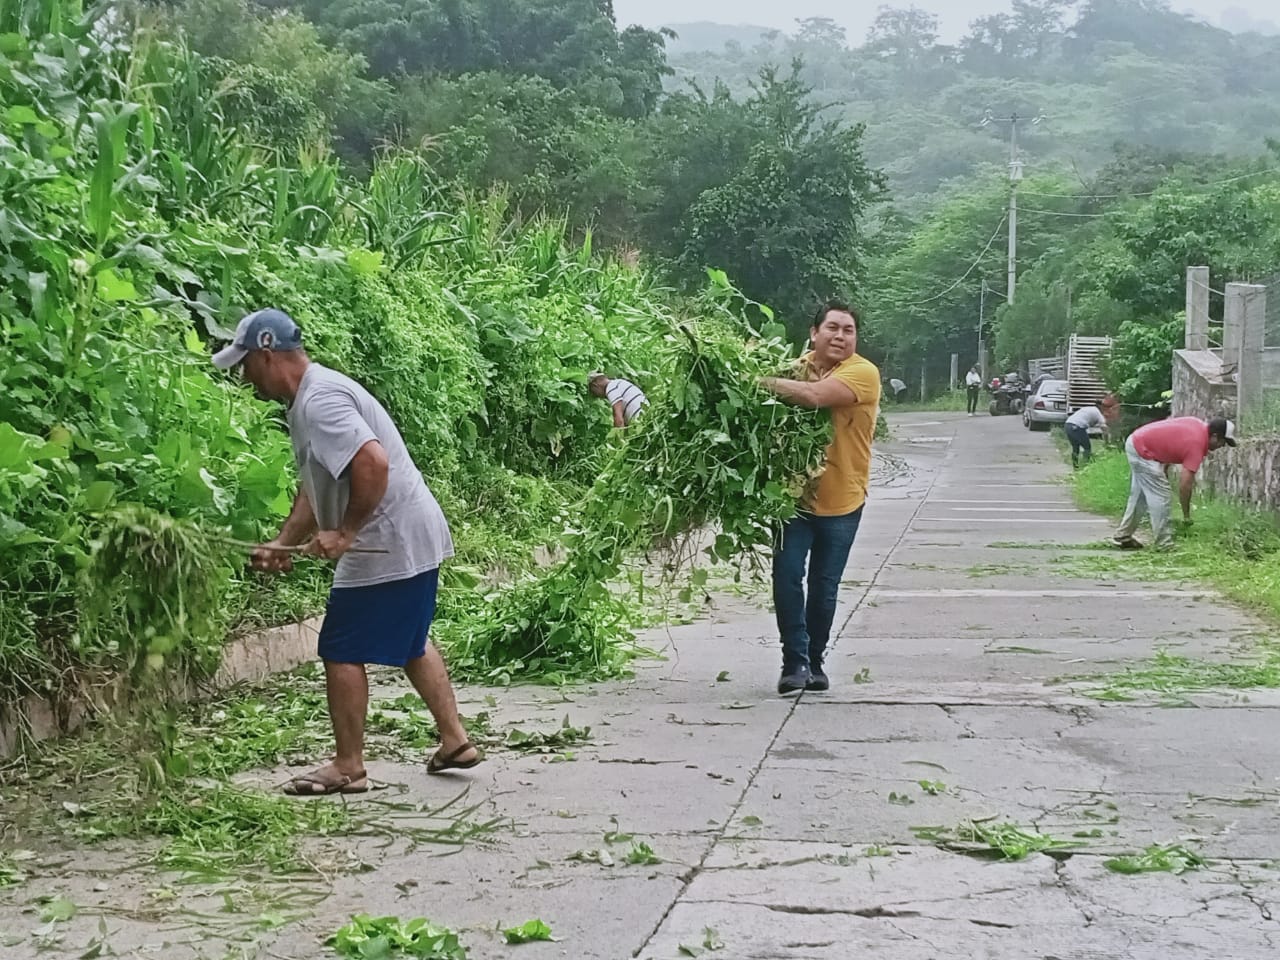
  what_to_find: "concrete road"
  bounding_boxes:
[3,412,1278,959]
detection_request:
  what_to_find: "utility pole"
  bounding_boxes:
[981,110,1045,306]
[977,278,987,381]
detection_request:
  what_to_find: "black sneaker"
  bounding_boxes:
[777,667,810,695]
[806,666,829,692]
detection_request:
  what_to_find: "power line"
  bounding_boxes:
[899,214,1008,307]
[1018,208,1117,218]
[1019,167,1280,201]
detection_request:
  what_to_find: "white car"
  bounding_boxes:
[1023,378,1069,431]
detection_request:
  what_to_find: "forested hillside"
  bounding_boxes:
[659,2,1280,395]
[667,2,1280,208]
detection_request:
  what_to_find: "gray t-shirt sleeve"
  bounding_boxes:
[303,389,378,480]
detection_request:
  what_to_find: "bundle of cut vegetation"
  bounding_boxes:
[446,283,833,682]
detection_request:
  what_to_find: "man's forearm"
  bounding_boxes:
[761,377,818,408]
[277,491,317,545]
[1179,474,1195,519]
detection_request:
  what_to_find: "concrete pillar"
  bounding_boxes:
[1234,283,1266,419]
[950,353,958,391]
[1223,283,1246,359]
[1185,266,1209,350]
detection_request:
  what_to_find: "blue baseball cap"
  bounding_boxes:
[211,309,303,369]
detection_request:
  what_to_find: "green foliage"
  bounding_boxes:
[82,785,353,876]
[1104,843,1207,875]
[0,1,305,707]
[644,65,885,338]
[863,176,1020,379]
[83,507,234,681]
[1102,314,1184,403]
[1070,448,1280,632]
[868,165,1280,392]
[283,0,670,120]
[2,2,858,721]
[668,6,1280,212]
[0,851,32,888]
[502,919,554,944]
[624,841,662,865]
[446,281,832,682]
[912,820,1077,861]
[396,73,642,239]
[328,915,467,960]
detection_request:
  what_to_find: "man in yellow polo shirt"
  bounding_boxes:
[761,301,880,694]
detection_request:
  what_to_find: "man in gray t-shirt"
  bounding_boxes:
[213,309,481,795]
[286,363,454,588]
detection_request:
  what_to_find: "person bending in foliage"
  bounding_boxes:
[760,302,881,695]
[588,371,648,427]
[213,309,481,795]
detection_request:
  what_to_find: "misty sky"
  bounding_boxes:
[612,1,1278,41]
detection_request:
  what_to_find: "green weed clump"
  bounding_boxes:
[912,820,1078,861]
[328,915,467,960]
[1104,843,1206,875]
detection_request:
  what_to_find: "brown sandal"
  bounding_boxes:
[427,742,483,774]
[282,767,369,795]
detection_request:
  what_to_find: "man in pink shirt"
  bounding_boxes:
[1113,416,1236,550]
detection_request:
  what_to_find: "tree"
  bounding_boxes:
[149,0,392,164]
[865,6,940,65]
[397,73,642,239]
[644,65,886,337]
[273,0,671,119]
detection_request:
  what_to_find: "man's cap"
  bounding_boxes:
[212,309,303,369]
[1209,416,1237,447]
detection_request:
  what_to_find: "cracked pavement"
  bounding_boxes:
[3,412,1280,959]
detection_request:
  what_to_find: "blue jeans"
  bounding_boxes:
[1064,423,1092,465]
[772,506,864,672]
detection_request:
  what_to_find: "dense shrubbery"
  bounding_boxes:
[1,1,835,710]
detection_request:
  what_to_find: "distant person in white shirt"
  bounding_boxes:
[589,372,647,427]
[1064,396,1118,467]
[964,365,982,416]
[888,377,908,403]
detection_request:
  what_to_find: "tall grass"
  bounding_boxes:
[1070,450,1280,620]
[888,390,968,413]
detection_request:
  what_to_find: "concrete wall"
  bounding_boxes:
[0,616,322,758]
[1172,349,1280,508]
[1263,348,1280,387]
[1196,441,1280,508]
[1172,349,1236,419]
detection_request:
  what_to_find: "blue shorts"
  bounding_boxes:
[317,568,439,666]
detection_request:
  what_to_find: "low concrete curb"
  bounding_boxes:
[0,616,322,758]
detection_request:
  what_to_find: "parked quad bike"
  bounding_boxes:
[988,375,1029,416]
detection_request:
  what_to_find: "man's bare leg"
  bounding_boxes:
[324,660,369,779]
[404,645,477,762]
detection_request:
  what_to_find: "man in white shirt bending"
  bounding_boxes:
[589,372,647,428]
[1064,396,1118,467]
